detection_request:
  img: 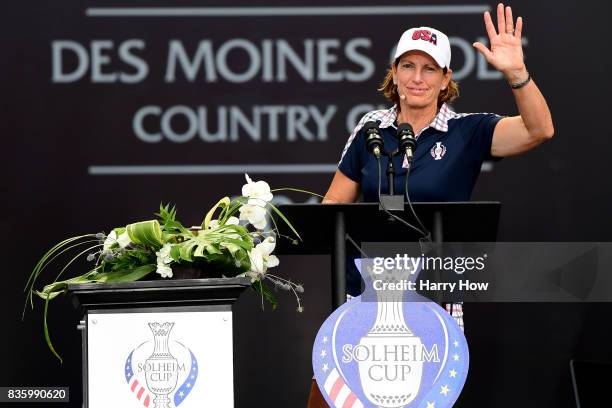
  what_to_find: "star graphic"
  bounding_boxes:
[320,349,327,358]
[186,383,191,388]
[440,385,450,396]
[179,391,184,398]
[322,336,328,344]
[453,353,460,361]
[322,363,329,372]
[449,369,457,378]
[191,375,195,379]
[193,366,197,371]
[453,340,459,347]
[427,402,435,408]
[127,373,131,378]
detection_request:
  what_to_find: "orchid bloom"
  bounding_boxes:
[239,204,267,230]
[245,237,279,281]
[242,174,273,207]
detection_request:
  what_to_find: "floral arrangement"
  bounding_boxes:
[24,174,311,361]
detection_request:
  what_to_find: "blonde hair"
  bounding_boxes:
[378,62,459,108]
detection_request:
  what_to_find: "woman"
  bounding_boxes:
[324,4,553,204]
[310,4,554,407]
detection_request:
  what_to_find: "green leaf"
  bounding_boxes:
[126,220,163,249]
[202,197,231,229]
[25,235,95,294]
[34,290,63,301]
[24,237,102,317]
[96,264,156,283]
[221,199,247,223]
[43,297,63,363]
[220,241,241,255]
[170,245,181,261]
[179,242,194,262]
[220,236,253,251]
[113,226,126,235]
[205,244,222,255]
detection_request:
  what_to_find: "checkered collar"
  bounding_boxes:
[379,103,453,134]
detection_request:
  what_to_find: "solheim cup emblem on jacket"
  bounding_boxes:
[124,322,199,408]
[430,142,447,160]
[313,259,469,408]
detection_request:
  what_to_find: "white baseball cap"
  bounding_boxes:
[393,27,451,69]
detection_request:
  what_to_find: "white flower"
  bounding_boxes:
[103,230,132,252]
[239,204,267,229]
[248,246,266,276]
[156,243,173,265]
[242,174,273,207]
[257,236,276,256]
[267,255,280,268]
[102,231,118,252]
[102,231,116,252]
[226,216,239,225]
[208,216,240,229]
[245,237,279,281]
[116,231,131,248]
[155,244,174,278]
[156,264,173,278]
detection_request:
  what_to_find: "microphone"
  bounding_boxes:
[363,121,383,158]
[397,123,417,165]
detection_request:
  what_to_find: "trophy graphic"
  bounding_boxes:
[357,260,424,408]
[145,322,179,408]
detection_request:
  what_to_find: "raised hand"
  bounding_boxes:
[473,3,527,83]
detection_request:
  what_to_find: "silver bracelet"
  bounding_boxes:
[510,72,531,89]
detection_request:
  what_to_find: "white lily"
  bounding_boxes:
[242,174,273,207]
[239,204,267,229]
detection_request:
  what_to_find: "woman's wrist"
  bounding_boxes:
[504,66,529,87]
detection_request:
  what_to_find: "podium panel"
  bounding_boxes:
[86,309,233,408]
[68,277,250,407]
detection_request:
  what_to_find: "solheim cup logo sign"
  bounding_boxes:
[125,322,199,408]
[313,259,469,408]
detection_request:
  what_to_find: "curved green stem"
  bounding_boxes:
[270,187,324,199]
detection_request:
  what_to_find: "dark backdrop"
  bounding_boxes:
[2,1,611,407]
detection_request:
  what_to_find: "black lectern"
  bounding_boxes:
[276,202,500,309]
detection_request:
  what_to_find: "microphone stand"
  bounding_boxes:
[379,150,405,212]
